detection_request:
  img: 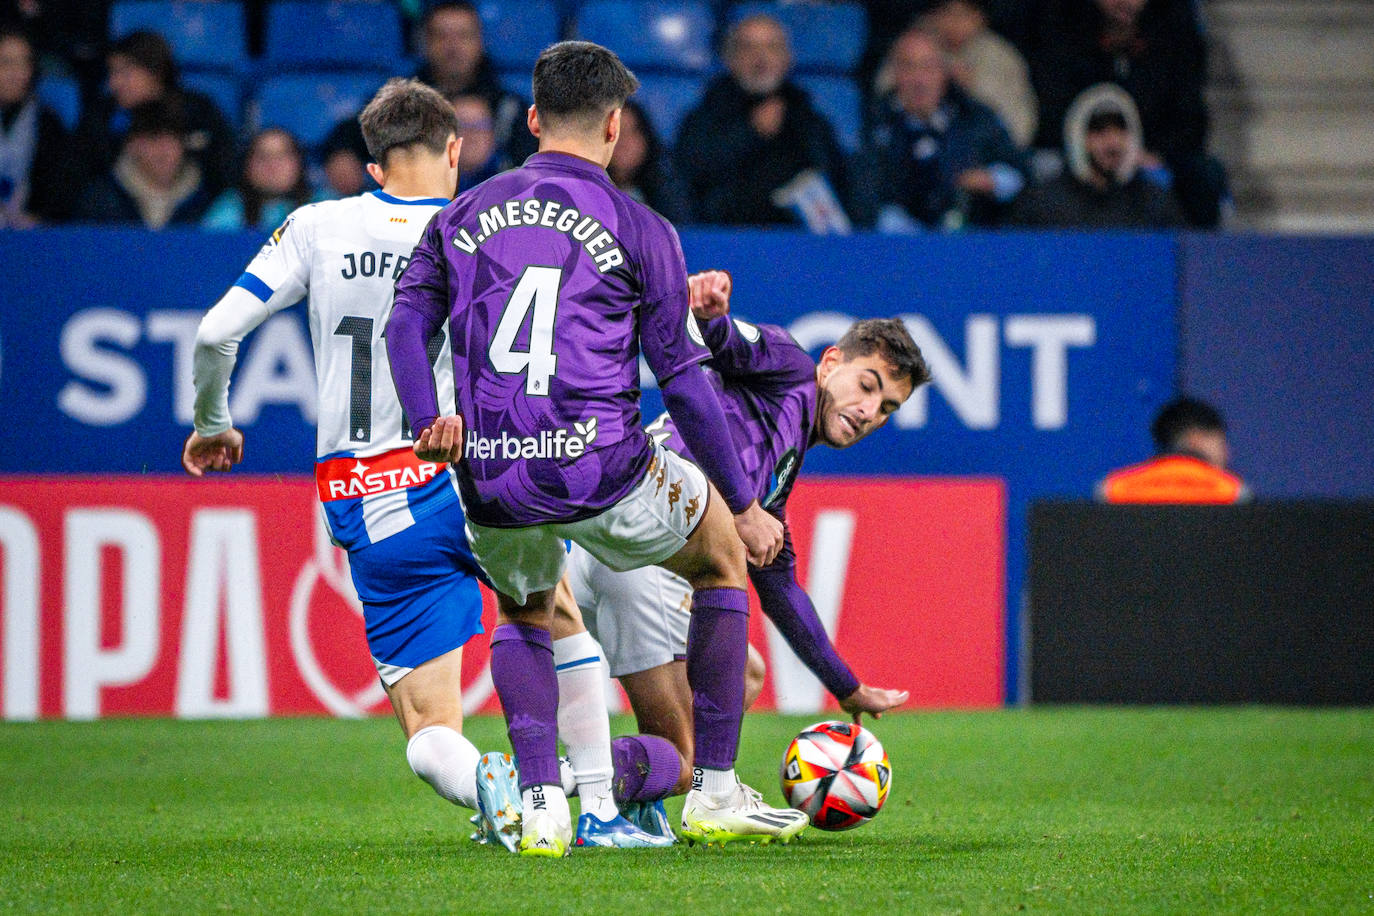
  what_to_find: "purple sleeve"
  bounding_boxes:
[636,213,710,382]
[748,529,861,700]
[387,218,449,438]
[660,367,755,514]
[700,316,816,386]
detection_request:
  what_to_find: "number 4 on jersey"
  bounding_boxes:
[489,265,561,396]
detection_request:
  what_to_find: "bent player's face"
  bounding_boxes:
[815,350,913,449]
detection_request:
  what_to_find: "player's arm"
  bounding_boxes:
[386,216,456,462]
[749,527,910,722]
[184,213,312,476]
[639,223,782,565]
[686,270,816,386]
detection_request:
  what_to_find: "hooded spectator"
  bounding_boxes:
[1011,83,1181,228]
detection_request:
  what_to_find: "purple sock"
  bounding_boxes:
[610,735,683,804]
[489,623,561,789]
[686,587,749,771]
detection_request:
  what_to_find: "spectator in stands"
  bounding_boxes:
[414,1,535,165]
[1011,84,1181,228]
[450,92,509,192]
[676,13,846,226]
[1098,397,1250,503]
[851,27,1026,231]
[1,0,107,101]
[76,98,213,227]
[921,0,1037,147]
[318,115,375,199]
[0,25,78,226]
[74,30,235,195]
[1030,0,1225,226]
[607,98,692,224]
[201,127,315,231]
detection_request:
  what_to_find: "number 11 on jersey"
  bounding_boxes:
[489,265,562,396]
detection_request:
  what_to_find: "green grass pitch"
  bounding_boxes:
[2,708,1370,914]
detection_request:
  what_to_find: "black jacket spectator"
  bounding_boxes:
[0,26,80,224]
[73,30,236,195]
[677,75,844,226]
[76,99,213,228]
[608,99,693,225]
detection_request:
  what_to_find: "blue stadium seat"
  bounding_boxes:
[264,0,404,71]
[477,0,560,70]
[183,69,242,128]
[796,74,861,153]
[729,1,866,74]
[633,73,705,145]
[254,70,389,149]
[497,69,531,101]
[575,0,715,73]
[35,73,82,130]
[109,0,248,69]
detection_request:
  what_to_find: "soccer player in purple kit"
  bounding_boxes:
[566,271,932,839]
[386,41,805,856]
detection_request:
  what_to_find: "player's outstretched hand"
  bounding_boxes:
[840,684,910,724]
[182,428,244,477]
[414,415,464,463]
[734,500,784,567]
[687,269,732,320]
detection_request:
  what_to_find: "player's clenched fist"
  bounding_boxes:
[413,414,464,463]
[181,428,244,477]
[733,500,784,567]
[687,269,732,320]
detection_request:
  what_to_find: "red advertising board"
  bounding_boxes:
[0,475,1003,720]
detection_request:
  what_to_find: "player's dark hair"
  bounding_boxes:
[359,78,458,168]
[532,41,638,134]
[835,319,932,388]
[1151,397,1225,453]
[124,98,186,141]
[109,30,179,90]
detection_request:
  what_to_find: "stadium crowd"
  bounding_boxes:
[0,0,1226,231]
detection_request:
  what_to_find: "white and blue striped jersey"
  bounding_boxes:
[192,190,461,551]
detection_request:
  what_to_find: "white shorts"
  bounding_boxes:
[565,543,692,677]
[464,443,710,605]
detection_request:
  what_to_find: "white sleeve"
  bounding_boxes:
[191,209,314,436]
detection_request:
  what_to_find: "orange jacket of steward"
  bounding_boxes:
[1098,454,1250,504]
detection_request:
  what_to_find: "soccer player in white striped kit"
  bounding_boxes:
[181,78,667,850]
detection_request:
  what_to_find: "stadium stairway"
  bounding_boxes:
[1205,0,1374,232]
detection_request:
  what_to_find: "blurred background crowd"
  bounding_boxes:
[0,0,1342,233]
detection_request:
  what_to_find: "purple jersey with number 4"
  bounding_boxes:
[389,152,707,528]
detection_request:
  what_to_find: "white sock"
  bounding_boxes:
[522,783,570,823]
[559,756,578,797]
[406,725,480,809]
[553,632,617,819]
[695,766,736,798]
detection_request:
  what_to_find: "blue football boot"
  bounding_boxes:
[474,752,522,854]
[621,800,676,843]
[574,811,675,848]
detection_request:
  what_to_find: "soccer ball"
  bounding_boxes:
[779,719,891,830]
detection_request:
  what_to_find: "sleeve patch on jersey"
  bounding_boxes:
[233,272,274,302]
[686,312,705,347]
[270,215,293,246]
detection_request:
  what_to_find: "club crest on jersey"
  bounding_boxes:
[464,417,599,461]
[764,448,799,508]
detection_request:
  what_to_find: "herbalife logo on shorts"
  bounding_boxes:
[465,417,598,461]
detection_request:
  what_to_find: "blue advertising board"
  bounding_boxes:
[0,227,1179,701]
